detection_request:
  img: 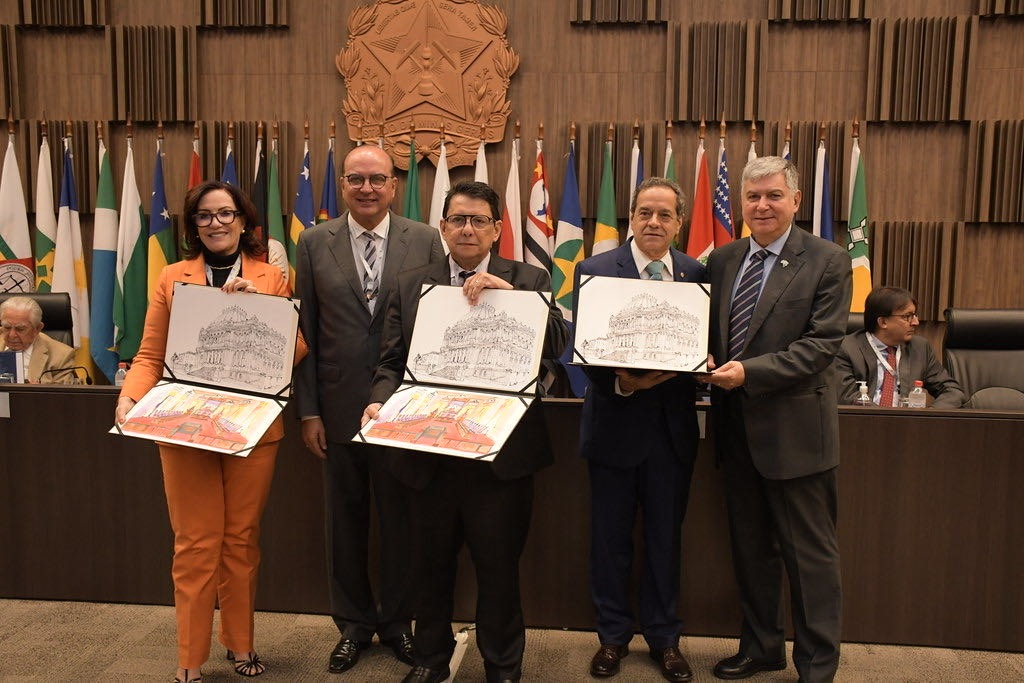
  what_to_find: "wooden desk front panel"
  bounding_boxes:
[1,389,1021,651]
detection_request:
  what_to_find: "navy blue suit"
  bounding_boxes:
[574,242,705,649]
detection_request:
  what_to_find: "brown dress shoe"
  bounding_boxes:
[649,647,693,682]
[590,644,629,678]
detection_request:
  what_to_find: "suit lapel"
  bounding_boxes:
[28,339,47,381]
[377,214,411,320]
[746,229,806,344]
[615,244,641,279]
[326,213,368,306]
[855,332,879,395]
[487,254,515,284]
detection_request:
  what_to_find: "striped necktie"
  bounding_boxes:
[727,249,769,360]
[879,346,898,406]
[361,232,378,301]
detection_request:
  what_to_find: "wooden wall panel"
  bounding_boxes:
[965,120,1024,223]
[872,220,958,320]
[666,20,761,122]
[978,0,1024,14]
[867,16,976,121]
[952,222,1024,308]
[107,26,197,123]
[967,17,1024,120]
[569,0,665,24]
[767,0,867,21]
[200,0,288,27]
[17,0,107,26]
[0,26,17,118]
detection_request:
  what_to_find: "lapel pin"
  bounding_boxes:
[781,259,789,268]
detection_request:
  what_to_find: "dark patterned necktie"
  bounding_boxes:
[458,270,476,285]
[727,250,769,360]
[880,346,898,406]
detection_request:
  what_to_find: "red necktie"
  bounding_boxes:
[879,346,897,407]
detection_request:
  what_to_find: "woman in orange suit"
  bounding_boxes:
[115,180,307,683]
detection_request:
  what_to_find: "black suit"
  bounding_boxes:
[369,255,568,681]
[574,243,706,649]
[294,211,444,644]
[707,227,851,683]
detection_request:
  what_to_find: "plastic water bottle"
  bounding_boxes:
[855,380,872,406]
[114,362,128,387]
[907,380,926,408]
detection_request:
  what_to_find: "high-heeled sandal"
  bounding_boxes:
[173,667,202,682]
[226,650,266,677]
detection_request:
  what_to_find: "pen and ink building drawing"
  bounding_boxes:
[169,305,287,391]
[412,302,535,389]
[581,292,703,366]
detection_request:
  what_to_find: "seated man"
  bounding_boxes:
[835,286,964,407]
[0,296,77,384]
[363,181,568,683]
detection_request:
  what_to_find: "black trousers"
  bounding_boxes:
[410,458,533,682]
[720,395,842,683]
[323,440,414,643]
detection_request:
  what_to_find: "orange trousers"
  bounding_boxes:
[159,440,278,669]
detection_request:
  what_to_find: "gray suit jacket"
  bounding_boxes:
[708,227,852,480]
[293,211,444,441]
[835,331,965,408]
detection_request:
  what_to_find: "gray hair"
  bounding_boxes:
[742,156,800,194]
[630,176,686,218]
[0,296,43,326]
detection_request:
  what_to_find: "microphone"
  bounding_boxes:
[38,366,94,385]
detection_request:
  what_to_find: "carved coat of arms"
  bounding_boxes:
[336,0,519,170]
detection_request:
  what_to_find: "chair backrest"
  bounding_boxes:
[846,311,865,335]
[943,308,1024,409]
[0,292,74,345]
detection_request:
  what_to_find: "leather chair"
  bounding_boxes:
[846,311,865,335]
[0,292,74,345]
[943,308,1024,410]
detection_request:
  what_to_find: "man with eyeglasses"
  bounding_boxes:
[835,285,964,407]
[362,180,568,683]
[294,144,445,675]
[0,296,76,383]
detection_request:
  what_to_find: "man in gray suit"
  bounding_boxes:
[294,145,445,674]
[835,285,964,408]
[702,157,851,683]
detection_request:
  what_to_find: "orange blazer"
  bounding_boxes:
[119,253,308,443]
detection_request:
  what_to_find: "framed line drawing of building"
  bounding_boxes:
[112,284,300,456]
[573,275,711,373]
[357,285,550,461]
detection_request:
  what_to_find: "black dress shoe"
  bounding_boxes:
[328,638,369,674]
[590,644,629,678]
[649,647,693,682]
[383,632,415,665]
[401,665,450,683]
[713,653,787,680]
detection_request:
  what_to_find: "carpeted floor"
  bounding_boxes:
[0,599,1022,681]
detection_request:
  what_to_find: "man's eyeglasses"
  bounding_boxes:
[889,312,919,322]
[1,323,33,333]
[444,214,495,230]
[193,209,241,227]
[344,174,391,189]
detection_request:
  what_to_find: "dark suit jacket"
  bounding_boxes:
[293,211,444,441]
[369,255,569,487]
[835,331,965,408]
[575,243,706,468]
[707,227,852,480]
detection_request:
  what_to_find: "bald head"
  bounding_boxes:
[341,145,398,229]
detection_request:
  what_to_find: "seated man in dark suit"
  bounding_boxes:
[0,296,76,383]
[362,181,568,683]
[835,286,964,408]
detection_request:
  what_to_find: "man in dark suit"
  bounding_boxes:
[575,178,705,682]
[294,144,444,674]
[835,286,964,408]
[702,157,851,683]
[362,181,568,683]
